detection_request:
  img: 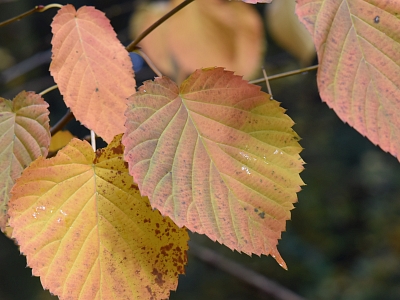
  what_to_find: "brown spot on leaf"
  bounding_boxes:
[110,143,124,155]
[160,243,174,256]
[152,268,165,287]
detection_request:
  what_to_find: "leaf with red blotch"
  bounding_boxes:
[9,134,188,300]
[296,1,400,160]
[123,68,304,269]
[50,5,136,143]
[0,91,50,232]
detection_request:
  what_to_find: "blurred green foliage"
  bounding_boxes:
[1,1,400,299]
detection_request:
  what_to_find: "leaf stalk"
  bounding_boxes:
[91,130,96,152]
[39,84,58,96]
[134,49,163,77]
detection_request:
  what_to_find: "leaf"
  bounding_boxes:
[296,1,400,160]
[49,130,74,152]
[8,135,189,300]
[130,0,264,81]
[0,91,50,232]
[50,5,136,143]
[123,68,304,268]
[266,0,315,65]
[242,0,272,3]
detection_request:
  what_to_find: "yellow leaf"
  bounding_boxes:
[130,0,265,81]
[9,134,188,300]
[49,130,74,152]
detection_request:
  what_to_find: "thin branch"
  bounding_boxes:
[189,242,305,300]
[39,84,58,96]
[250,65,319,85]
[1,50,51,84]
[50,109,74,136]
[125,0,195,52]
[135,49,163,77]
[0,4,63,28]
[0,6,44,27]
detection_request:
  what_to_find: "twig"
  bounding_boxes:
[250,65,318,85]
[125,0,195,52]
[0,6,44,27]
[189,242,305,300]
[50,109,74,136]
[0,50,51,84]
[134,49,163,77]
[0,4,63,28]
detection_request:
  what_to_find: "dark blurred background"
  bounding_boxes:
[1,1,400,299]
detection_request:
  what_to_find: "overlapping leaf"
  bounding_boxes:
[266,0,315,65]
[49,130,74,152]
[8,135,188,300]
[0,91,50,231]
[123,68,304,268]
[296,0,400,160]
[130,0,264,81]
[243,0,272,3]
[50,5,136,143]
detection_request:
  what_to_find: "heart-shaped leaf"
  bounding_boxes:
[50,5,136,142]
[123,68,304,268]
[9,135,188,299]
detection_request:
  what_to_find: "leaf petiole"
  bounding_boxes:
[91,130,96,151]
[134,49,163,77]
[262,67,273,99]
[38,4,64,11]
[39,84,58,96]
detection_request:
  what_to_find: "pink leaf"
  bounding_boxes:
[123,68,304,268]
[296,0,400,160]
[50,5,136,143]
